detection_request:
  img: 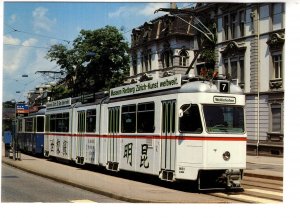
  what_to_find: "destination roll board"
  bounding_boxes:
[46,98,71,109]
[110,74,182,98]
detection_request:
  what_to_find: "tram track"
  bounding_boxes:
[206,176,283,203]
[242,176,283,191]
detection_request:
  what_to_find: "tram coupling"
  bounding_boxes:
[222,169,244,191]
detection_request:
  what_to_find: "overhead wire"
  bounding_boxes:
[4,23,71,44]
[4,43,51,49]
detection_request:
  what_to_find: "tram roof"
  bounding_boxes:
[45,74,244,109]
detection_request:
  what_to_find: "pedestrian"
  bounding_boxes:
[4,129,12,157]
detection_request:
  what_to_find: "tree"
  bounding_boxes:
[2,101,16,132]
[46,26,130,99]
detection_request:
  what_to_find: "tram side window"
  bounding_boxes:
[45,115,50,132]
[137,102,155,133]
[108,107,120,133]
[62,113,69,132]
[18,119,23,132]
[86,109,96,133]
[179,104,203,133]
[36,116,45,133]
[25,118,33,132]
[50,114,56,132]
[162,101,176,133]
[121,104,136,133]
[49,113,69,132]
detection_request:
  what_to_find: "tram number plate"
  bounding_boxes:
[219,81,229,93]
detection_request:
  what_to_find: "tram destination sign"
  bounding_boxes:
[46,97,71,109]
[213,96,236,104]
[110,74,182,98]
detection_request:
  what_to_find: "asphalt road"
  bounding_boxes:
[1,164,124,203]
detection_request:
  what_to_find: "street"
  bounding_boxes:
[1,153,283,203]
[1,164,123,203]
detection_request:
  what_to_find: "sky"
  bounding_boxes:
[2,1,194,102]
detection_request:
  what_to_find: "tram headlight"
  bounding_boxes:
[223,151,231,161]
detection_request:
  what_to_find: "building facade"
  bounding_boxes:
[129,10,197,81]
[129,2,285,156]
[213,3,285,155]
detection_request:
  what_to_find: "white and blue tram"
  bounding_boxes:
[17,108,46,155]
[44,74,246,190]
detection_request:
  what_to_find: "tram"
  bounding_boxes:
[16,108,45,155]
[43,74,247,190]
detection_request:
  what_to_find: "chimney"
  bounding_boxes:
[170,3,177,9]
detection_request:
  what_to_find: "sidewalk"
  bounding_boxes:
[1,148,283,203]
[247,155,283,165]
[245,155,283,180]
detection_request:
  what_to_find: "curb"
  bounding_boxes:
[244,172,283,181]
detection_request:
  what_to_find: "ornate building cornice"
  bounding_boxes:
[266,32,285,51]
[221,41,246,56]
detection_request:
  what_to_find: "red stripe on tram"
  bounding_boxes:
[44,133,247,141]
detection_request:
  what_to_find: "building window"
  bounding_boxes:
[161,48,173,68]
[239,10,245,37]
[272,3,284,31]
[223,10,246,40]
[143,52,148,72]
[272,53,282,79]
[230,58,238,79]
[231,13,237,39]
[179,50,188,66]
[132,54,137,75]
[239,57,245,84]
[270,104,282,133]
[224,15,229,40]
[223,56,244,85]
[147,50,152,71]
[141,50,152,73]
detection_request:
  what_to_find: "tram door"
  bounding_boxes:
[107,107,120,170]
[161,100,176,181]
[76,111,86,164]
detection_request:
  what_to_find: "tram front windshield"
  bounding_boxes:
[203,105,244,133]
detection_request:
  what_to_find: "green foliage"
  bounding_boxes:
[50,84,71,100]
[200,48,215,65]
[3,101,16,108]
[47,26,130,99]
[2,101,16,132]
